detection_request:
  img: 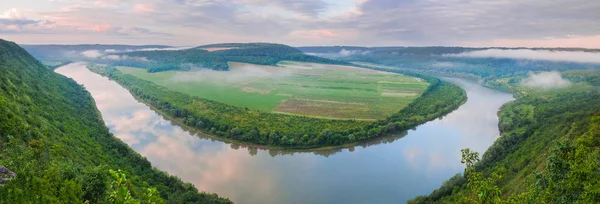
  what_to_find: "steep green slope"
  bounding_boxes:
[410,76,600,203]
[0,39,231,203]
[106,43,351,72]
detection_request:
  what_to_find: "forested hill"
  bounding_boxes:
[296,46,432,54]
[0,39,231,203]
[106,43,351,72]
[409,72,600,203]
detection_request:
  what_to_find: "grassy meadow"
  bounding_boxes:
[117,61,429,120]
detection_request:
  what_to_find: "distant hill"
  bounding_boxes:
[0,39,230,203]
[297,46,600,55]
[300,46,600,82]
[296,46,405,54]
[107,43,352,72]
[298,46,600,66]
[196,42,288,49]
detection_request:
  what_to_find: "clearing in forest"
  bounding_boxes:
[117,61,429,120]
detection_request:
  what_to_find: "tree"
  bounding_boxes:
[81,166,109,203]
[143,188,166,204]
[108,169,140,204]
[348,134,356,142]
[461,148,502,204]
[461,148,479,171]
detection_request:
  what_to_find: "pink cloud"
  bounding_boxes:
[133,4,155,13]
[94,0,119,7]
[317,29,339,37]
[2,8,25,19]
[291,29,341,39]
[49,0,119,7]
[92,24,111,32]
[5,25,19,30]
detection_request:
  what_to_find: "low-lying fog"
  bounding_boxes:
[521,71,571,89]
[446,49,600,64]
[170,64,294,84]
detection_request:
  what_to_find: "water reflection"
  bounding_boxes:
[56,63,513,204]
[156,106,410,158]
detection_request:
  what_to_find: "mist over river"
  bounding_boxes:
[56,63,513,204]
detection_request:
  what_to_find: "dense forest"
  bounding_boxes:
[0,39,230,203]
[87,63,466,149]
[409,77,600,203]
[98,43,350,72]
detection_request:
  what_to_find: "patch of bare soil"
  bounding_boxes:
[274,98,372,119]
[241,87,271,94]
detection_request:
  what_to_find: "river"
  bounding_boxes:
[55,62,514,204]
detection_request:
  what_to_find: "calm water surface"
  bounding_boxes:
[56,63,514,204]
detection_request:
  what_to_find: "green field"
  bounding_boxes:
[117,61,429,120]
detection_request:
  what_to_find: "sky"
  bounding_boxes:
[1,0,600,48]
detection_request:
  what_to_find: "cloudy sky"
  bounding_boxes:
[2,0,600,47]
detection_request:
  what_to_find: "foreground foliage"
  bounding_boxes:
[88,63,466,149]
[0,39,231,203]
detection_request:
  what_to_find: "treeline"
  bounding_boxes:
[563,69,600,86]
[104,43,351,72]
[0,39,231,203]
[88,63,466,149]
[44,61,72,70]
[409,72,600,203]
